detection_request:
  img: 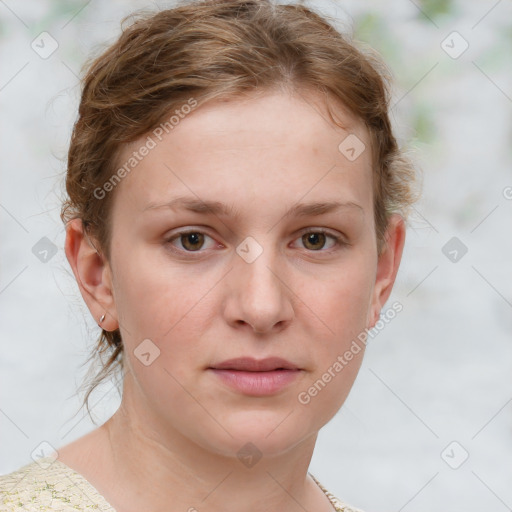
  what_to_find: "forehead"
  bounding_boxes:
[111,89,373,223]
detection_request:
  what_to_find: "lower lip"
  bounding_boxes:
[209,369,302,396]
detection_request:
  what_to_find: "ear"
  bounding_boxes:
[64,218,118,330]
[367,213,406,328]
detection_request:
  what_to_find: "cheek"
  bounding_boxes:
[305,253,375,337]
[297,254,374,406]
[112,243,192,326]
[111,247,218,367]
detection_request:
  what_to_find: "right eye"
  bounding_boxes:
[164,230,219,253]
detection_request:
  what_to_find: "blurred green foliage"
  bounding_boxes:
[354,12,438,145]
[30,0,88,37]
[416,0,454,21]
[412,102,436,143]
[353,12,397,67]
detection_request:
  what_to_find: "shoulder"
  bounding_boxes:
[310,473,367,512]
[0,457,114,511]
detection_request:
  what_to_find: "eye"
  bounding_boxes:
[293,229,345,252]
[165,230,217,252]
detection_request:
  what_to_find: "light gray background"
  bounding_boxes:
[1,1,511,511]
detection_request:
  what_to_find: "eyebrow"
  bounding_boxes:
[142,196,364,218]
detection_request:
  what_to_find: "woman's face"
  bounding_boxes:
[94,89,402,457]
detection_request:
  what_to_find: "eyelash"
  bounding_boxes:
[164,228,348,256]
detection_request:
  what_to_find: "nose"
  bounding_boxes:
[223,240,294,335]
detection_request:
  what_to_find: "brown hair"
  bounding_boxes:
[60,0,420,420]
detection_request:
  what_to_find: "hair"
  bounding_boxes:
[60,0,420,420]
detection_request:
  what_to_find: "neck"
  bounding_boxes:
[96,379,330,512]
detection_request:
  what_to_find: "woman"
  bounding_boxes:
[0,0,417,510]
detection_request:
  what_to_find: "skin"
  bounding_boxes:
[61,88,405,512]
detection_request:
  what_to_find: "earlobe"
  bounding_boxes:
[368,214,406,328]
[64,218,118,330]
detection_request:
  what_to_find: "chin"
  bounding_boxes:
[196,409,315,459]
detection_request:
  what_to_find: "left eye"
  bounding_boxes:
[167,231,217,252]
[294,230,342,251]
[165,229,344,253]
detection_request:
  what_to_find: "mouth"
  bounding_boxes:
[209,356,300,372]
[208,357,303,396]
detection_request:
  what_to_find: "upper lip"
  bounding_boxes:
[209,357,300,372]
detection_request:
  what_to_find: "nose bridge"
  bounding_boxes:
[237,234,282,302]
[229,234,292,332]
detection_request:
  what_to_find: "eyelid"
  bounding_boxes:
[295,226,344,240]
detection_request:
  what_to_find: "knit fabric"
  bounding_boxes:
[0,457,364,512]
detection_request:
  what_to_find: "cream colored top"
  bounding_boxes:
[0,457,364,512]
